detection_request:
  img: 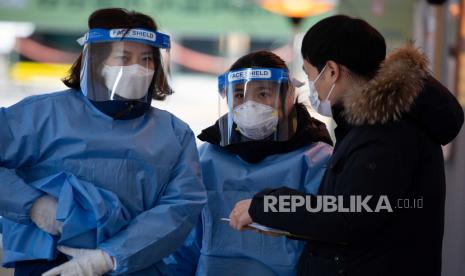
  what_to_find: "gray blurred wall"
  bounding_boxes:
[443,109,465,276]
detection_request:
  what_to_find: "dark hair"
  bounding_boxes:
[229,50,288,71]
[301,15,386,79]
[230,50,292,94]
[228,50,295,116]
[63,8,172,100]
[229,50,291,96]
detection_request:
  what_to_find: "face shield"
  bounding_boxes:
[217,68,297,146]
[77,28,172,105]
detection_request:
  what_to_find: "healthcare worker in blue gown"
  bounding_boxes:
[165,51,333,275]
[0,8,206,276]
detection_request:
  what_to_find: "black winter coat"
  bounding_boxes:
[249,45,464,276]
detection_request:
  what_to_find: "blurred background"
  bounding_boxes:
[0,0,463,275]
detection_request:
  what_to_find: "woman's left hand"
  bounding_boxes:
[42,246,114,276]
[229,199,253,231]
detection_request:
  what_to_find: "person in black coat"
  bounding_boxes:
[228,15,464,276]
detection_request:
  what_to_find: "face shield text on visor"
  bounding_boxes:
[77,28,172,105]
[217,68,296,146]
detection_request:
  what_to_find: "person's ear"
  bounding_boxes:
[326,60,340,83]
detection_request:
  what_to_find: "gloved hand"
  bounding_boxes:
[42,246,115,276]
[30,195,63,235]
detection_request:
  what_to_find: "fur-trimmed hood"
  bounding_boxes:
[342,44,464,145]
[343,44,429,125]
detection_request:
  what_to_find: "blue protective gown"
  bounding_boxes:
[0,90,206,275]
[2,171,131,266]
[166,141,332,275]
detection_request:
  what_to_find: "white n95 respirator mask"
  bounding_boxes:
[233,101,279,140]
[102,64,154,100]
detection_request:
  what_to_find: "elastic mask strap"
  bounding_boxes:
[314,65,327,82]
[326,83,336,101]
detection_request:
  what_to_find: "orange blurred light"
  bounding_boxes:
[259,0,336,18]
[449,3,460,17]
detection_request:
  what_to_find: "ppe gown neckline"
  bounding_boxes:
[197,104,333,163]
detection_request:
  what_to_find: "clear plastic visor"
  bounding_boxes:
[78,28,172,104]
[217,68,297,146]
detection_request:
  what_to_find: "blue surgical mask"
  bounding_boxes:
[308,65,335,118]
